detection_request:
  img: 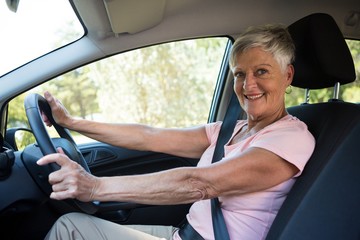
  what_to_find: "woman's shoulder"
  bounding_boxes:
[271,114,309,130]
[258,114,315,145]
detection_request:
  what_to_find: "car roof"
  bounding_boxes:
[77,0,360,56]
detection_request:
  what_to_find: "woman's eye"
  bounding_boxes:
[256,69,268,76]
[234,72,245,79]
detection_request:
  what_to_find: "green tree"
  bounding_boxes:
[342,40,360,102]
[39,68,99,119]
[89,38,227,127]
[7,93,28,128]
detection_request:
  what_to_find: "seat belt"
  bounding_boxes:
[211,91,241,240]
[178,91,242,240]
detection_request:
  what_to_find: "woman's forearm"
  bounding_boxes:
[93,167,208,205]
[65,118,209,159]
[66,118,153,151]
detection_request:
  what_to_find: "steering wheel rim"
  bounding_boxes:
[24,93,98,214]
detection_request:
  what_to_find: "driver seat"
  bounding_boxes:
[266,13,360,239]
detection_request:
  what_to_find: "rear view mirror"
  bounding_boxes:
[6,0,20,13]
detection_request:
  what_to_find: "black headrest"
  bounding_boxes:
[288,13,356,89]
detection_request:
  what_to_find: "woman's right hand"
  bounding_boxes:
[42,91,73,128]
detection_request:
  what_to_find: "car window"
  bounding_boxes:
[7,37,230,145]
[285,39,360,106]
[0,0,83,77]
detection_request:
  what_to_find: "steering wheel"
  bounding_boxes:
[24,93,98,214]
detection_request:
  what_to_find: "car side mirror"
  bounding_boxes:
[6,127,36,151]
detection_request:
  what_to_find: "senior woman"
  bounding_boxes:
[38,24,315,240]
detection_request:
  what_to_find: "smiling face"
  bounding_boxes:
[232,47,294,123]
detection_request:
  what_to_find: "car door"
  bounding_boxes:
[6,37,231,227]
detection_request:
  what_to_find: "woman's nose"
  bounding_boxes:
[243,74,256,90]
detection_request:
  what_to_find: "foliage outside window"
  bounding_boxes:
[8,38,229,144]
[285,39,360,106]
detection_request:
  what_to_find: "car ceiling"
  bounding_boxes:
[75,0,360,56]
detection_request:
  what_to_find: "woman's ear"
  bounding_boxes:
[286,64,295,86]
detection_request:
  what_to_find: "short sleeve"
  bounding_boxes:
[205,121,222,145]
[251,117,315,177]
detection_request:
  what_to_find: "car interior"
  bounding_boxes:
[0,0,359,239]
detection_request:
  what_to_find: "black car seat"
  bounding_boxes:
[266,13,360,239]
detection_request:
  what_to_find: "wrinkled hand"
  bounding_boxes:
[42,91,72,128]
[37,148,99,202]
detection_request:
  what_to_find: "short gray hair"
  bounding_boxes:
[229,24,295,72]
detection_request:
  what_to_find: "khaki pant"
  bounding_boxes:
[45,212,177,240]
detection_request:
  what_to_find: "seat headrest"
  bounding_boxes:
[288,13,356,89]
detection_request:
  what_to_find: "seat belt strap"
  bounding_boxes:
[211,91,241,240]
[211,92,241,162]
[178,91,241,240]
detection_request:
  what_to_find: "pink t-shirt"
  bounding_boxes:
[173,115,315,240]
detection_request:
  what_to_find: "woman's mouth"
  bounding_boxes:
[244,93,264,100]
